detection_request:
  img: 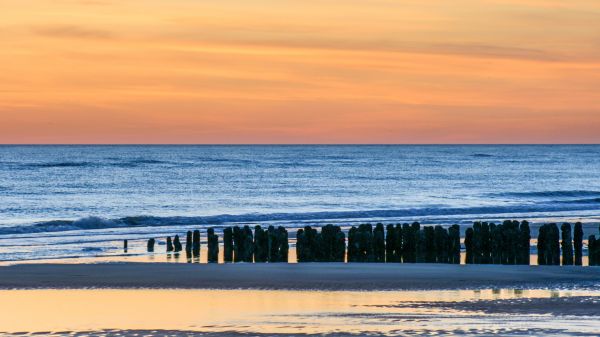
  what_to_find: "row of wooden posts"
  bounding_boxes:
[139,221,600,265]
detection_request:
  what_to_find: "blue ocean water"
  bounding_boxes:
[0,145,599,261]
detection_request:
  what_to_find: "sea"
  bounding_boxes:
[1,145,599,262]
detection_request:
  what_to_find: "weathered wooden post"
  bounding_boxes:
[242,225,254,262]
[402,223,414,263]
[254,225,267,263]
[173,235,182,253]
[434,225,448,263]
[166,236,174,252]
[518,221,530,265]
[223,227,233,263]
[549,223,560,265]
[207,227,219,263]
[123,240,128,253]
[448,224,460,264]
[233,226,242,263]
[192,230,201,258]
[465,227,474,264]
[472,222,482,264]
[574,222,583,266]
[347,226,357,262]
[296,228,306,262]
[334,226,345,262]
[561,223,574,266]
[374,223,385,262]
[147,238,155,252]
[185,231,192,258]
[480,222,491,264]
[386,224,396,262]
[412,222,423,263]
[537,224,547,265]
[277,226,289,262]
[588,235,597,266]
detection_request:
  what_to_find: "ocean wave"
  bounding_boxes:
[492,190,600,198]
[472,153,494,157]
[23,162,93,168]
[559,198,600,204]
[1,202,600,236]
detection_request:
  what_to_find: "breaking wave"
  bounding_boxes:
[1,202,600,236]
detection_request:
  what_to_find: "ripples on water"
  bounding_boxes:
[0,145,599,261]
[0,289,599,336]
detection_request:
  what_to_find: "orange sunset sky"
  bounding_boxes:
[1,0,599,144]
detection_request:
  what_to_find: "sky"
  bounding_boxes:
[1,0,599,144]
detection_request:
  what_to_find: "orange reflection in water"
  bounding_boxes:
[0,288,593,334]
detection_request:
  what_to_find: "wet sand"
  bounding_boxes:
[0,263,599,290]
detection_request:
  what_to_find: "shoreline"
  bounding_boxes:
[0,263,598,290]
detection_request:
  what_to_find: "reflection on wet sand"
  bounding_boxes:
[0,289,599,336]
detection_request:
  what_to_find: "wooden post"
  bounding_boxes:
[242,225,254,263]
[561,223,574,266]
[277,226,289,262]
[465,228,474,264]
[373,223,385,263]
[574,222,583,266]
[207,227,219,263]
[147,238,155,252]
[192,230,201,258]
[223,227,233,263]
[549,223,560,265]
[185,231,192,259]
[448,225,460,264]
[173,235,182,253]
[518,221,530,265]
[123,240,128,253]
[588,235,597,266]
[537,224,547,265]
[166,236,174,252]
[254,226,267,263]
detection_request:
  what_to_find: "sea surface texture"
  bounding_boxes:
[0,145,599,261]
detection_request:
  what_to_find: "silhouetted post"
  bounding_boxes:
[242,225,254,262]
[192,230,201,258]
[588,235,597,266]
[233,226,242,262]
[173,235,182,253]
[123,240,128,253]
[480,222,491,264]
[537,224,547,265]
[223,227,233,263]
[297,228,306,262]
[434,225,448,263]
[423,226,435,263]
[517,221,530,265]
[472,222,482,264]
[334,226,345,262]
[465,228,474,264]
[185,231,192,259]
[147,238,155,252]
[386,224,396,262]
[561,223,574,266]
[166,236,174,252]
[207,227,219,263]
[412,222,423,263]
[374,223,385,262]
[574,222,583,266]
[402,223,414,263]
[549,223,560,265]
[347,227,357,262]
[448,225,460,264]
[277,226,289,262]
[254,226,267,263]
[489,223,500,264]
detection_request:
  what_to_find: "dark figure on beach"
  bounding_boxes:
[574,222,583,266]
[242,226,254,262]
[277,226,290,262]
[147,238,155,252]
[254,226,268,263]
[223,227,233,263]
[589,235,597,266]
[207,227,219,263]
[232,226,243,262]
[166,236,174,252]
[561,223,574,266]
[173,235,182,253]
[123,239,128,253]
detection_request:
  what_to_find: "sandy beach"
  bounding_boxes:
[0,262,598,290]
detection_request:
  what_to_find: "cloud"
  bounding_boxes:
[31,24,114,39]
